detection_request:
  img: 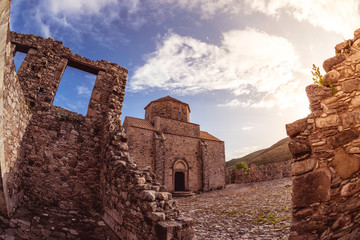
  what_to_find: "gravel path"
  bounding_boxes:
[176,178,292,240]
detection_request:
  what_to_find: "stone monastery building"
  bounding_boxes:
[123,96,225,192]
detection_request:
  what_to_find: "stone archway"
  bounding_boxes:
[173,159,188,191]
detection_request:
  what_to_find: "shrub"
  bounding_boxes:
[311,64,337,95]
[235,161,249,173]
[311,64,324,86]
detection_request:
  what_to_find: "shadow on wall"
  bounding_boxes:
[286,28,360,240]
[0,8,194,238]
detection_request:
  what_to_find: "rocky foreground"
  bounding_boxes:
[177,178,292,240]
[0,206,118,240]
[0,178,291,240]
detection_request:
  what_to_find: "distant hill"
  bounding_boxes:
[226,137,291,168]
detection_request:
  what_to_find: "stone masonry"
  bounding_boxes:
[287,28,360,239]
[123,96,226,193]
[226,161,291,184]
[0,1,193,239]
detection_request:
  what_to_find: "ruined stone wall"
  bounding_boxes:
[287,28,360,239]
[10,32,117,212]
[0,0,31,217]
[20,108,101,211]
[0,25,193,238]
[154,116,200,138]
[101,90,194,240]
[226,161,291,184]
[146,100,190,123]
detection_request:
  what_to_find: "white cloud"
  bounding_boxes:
[46,0,117,16]
[163,0,243,19]
[53,94,88,115]
[217,99,250,108]
[130,28,306,109]
[241,126,254,131]
[77,85,92,96]
[33,8,51,38]
[245,0,360,38]
[14,0,244,39]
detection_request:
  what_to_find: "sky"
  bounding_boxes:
[9,0,360,161]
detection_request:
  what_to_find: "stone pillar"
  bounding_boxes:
[0,0,11,217]
[154,131,166,186]
[200,140,209,192]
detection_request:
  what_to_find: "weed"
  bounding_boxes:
[254,210,281,225]
[329,80,338,95]
[57,114,83,125]
[311,64,337,95]
[25,102,34,114]
[219,208,245,217]
[225,210,238,217]
[280,225,289,230]
[311,64,324,86]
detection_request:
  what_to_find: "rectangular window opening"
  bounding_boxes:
[53,65,97,116]
[13,43,31,72]
[13,51,27,72]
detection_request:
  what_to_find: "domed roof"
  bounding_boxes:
[144,95,190,112]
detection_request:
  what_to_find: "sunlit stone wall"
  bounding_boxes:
[287,28,360,240]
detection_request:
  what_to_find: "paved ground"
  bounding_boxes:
[0,178,291,239]
[0,206,118,240]
[176,178,292,240]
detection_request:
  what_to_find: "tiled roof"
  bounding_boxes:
[144,95,190,112]
[124,117,222,141]
[123,117,156,131]
[200,131,222,142]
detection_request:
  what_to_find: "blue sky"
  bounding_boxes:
[10,0,360,160]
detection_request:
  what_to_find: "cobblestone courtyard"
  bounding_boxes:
[177,178,292,240]
[0,178,292,239]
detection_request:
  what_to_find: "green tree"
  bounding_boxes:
[235,161,249,173]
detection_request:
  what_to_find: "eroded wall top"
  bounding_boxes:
[287,28,360,240]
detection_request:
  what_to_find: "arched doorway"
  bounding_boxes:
[173,159,188,191]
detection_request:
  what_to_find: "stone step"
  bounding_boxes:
[172,191,195,198]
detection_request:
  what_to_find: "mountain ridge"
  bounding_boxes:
[226,137,291,168]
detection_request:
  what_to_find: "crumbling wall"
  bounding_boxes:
[101,79,194,239]
[0,9,193,237]
[287,28,360,239]
[10,32,118,212]
[0,0,31,217]
[226,161,291,184]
